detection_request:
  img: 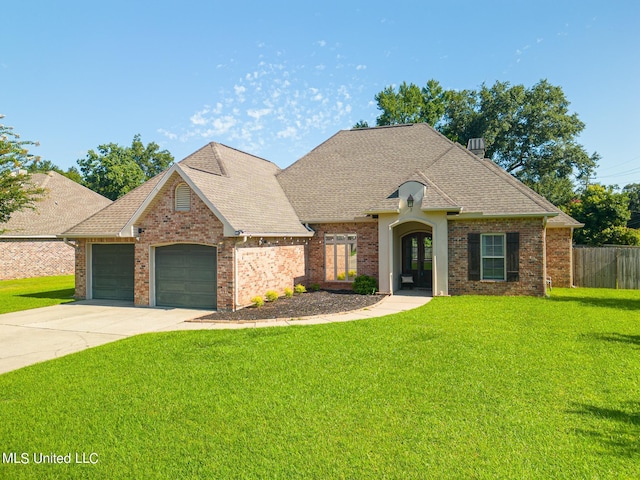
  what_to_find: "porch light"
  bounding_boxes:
[407,194,414,209]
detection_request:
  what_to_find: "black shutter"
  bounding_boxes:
[506,232,520,282]
[468,233,481,281]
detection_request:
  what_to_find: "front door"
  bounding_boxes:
[402,233,433,289]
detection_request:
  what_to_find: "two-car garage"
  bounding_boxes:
[90,243,217,309]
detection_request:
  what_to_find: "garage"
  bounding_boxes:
[91,244,135,301]
[155,244,217,309]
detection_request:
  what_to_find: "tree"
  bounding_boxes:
[622,183,640,229]
[0,116,44,225]
[27,159,83,184]
[374,80,445,127]
[373,79,598,205]
[77,135,173,200]
[567,184,639,246]
[352,120,370,129]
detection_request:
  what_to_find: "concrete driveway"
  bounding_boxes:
[0,300,212,375]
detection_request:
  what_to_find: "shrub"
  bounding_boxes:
[284,287,293,298]
[251,296,264,308]
[352,275,378,295]
[310,283,320,292]
[265,290,279,302]
[294,284,307,294]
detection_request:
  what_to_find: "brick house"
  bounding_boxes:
[0,171,111,280]
[62,124,581,310]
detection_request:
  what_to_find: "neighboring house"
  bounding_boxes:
[62,124,582,310]
[0,171,112,280]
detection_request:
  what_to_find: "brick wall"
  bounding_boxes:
[448,218,546,296]
[0,239,74,280]
[546,228,573,288]
[307,222,378,290]
[134,173,231,308]
[236,240,306,307]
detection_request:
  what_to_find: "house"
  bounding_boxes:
[0,171,112,280]
[61,123,581,310]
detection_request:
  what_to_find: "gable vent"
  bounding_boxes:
[175,183,191,211]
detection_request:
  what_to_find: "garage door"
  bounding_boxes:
[92,244,135,301]
[155,244,217,309]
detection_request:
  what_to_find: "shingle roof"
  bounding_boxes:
[62,173,165,237]
[277,123,578,226]
[62,143,310,238]
[0,171,112,237]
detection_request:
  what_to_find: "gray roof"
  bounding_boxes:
[62,143,311,238]
[0,171,112,237]
[277,123,580,226]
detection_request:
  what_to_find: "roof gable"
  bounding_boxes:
[63,143,311,238]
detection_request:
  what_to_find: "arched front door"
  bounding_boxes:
[402,232,433,289]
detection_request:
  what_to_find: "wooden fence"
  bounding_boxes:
[573,246,640,289]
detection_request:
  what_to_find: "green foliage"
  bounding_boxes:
[372,79,598,205]
[352,275,378,295]
[375,79,445,127]
[284,287,293,298]
[265,290,279,302]
[568,184,639,245]
[251,296,264,308]
[0,116,45,224]
[1,289,639,477]
[77,134,173,200]
[27,159,83,184]
[310,283,320,292]
[352,120,369,129]
[294,283,307,294]
[623,183,640,229]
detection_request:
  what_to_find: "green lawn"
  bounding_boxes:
[0,288,638,479]
[0,275,75,314]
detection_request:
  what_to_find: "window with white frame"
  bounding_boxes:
[325,234,357,281]
[175,183,191,211]
[481,234,506,280]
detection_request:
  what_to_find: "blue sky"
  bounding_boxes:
[2,0,639,187]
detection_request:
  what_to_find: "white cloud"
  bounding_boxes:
[316,40,326,47]
[277,126,297,139]
[247,108,271,120]
[157,128,177,140]
[356,64,366,70]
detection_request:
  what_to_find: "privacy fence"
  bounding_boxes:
[573,246,640,289]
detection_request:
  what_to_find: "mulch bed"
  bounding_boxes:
[194,290,384,322]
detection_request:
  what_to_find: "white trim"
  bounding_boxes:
[480,233,507,281]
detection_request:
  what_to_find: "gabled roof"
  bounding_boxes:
[0,171,112,238]
[277,123,577,226]
[62,143,311,238]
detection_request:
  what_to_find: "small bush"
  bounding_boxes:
[251,296,264,308]
[294,284,307,294]
[352,275,378,295]
[265,290,279,302]
[284,287,293,298]
[310,283,320,292]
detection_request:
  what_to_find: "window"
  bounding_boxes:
[175,183,191,211]
[481,234,506,280]
[325,234,357,281]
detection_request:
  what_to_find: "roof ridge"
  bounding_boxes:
[418,171,460,206]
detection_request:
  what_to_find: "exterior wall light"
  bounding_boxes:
[407,194,414,209]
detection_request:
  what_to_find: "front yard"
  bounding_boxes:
[0,275,74,314]
[0,287,638,478]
